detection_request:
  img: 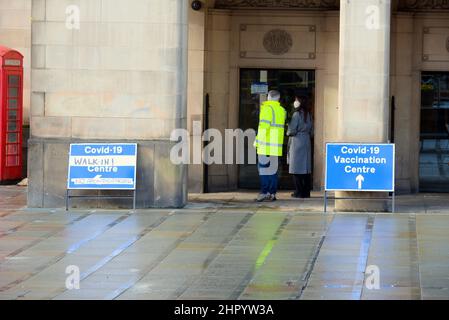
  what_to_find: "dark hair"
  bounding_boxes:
[295,96,310,120]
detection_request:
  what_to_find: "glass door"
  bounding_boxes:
[420,72,449,192]
[238,69,315,190]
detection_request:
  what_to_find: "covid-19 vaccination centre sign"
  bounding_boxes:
[324,143,395,212]
[325,143,395,192]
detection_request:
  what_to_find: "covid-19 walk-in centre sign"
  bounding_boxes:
[325,143,395,192]
[66,143,138,210]
[68,143,137,190]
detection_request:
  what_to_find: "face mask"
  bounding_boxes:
[294,101,301,109]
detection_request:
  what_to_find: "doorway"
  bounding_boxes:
[419,72,449,192]
[238,68,315,190]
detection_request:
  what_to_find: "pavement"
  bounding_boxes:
[1,186,449,300]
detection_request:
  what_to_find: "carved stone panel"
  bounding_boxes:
[239,24,316,60]
[422,27,449,62]
[263,29,293,55]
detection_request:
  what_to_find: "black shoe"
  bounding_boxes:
[291,193,301,198]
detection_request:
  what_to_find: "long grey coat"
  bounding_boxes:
[287,110,313,175]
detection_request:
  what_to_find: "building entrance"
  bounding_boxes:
[420,72,449,192]
[238,69,315,190]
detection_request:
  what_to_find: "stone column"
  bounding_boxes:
[336,0,392,211]
[28,0,188,208]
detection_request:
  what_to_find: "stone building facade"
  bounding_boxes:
[1,0,449,209]
[0,0,31,177]
[191,0,449,210]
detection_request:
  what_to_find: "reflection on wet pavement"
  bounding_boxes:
[1,186,449,300]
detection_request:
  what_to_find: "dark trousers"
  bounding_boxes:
[293,174,311,198]
[258,155,279,195]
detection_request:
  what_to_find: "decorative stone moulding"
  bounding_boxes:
[398,0,449,10]
[215,0,339,9]
[422,27,449,62]
[239,24,316,60]
[215,0,449,10]
[263,29,293,55]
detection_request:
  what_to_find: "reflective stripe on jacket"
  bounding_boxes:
[254,100,287,156]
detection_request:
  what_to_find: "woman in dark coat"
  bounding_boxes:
[287,96,313,198]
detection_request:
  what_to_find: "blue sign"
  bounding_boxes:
[251,82,269,94]
[67,143,137,190]
[325,143,395,192]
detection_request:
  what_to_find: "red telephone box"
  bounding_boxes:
[0,46,23,182]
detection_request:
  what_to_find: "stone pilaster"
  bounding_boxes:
[336,0,392,211]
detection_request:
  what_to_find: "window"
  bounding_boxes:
[8,110,17,120]
[8,99,17,109]
[8,75,19,86]
[7,121,18,132]
[7,133,18,143]
[8,88,18,98]
[420,72,449,192]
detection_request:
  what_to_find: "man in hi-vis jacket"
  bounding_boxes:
[254,90,287,202]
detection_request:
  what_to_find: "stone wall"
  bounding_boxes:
[0,0,32,180]
[29,0,188,208]
[391,12,449,193]
[187,5,206,193]
[204,9,340,191]
[17,0,449,203]
[205,10,232,191]
[0,0,31,124]
[201,7,449,195]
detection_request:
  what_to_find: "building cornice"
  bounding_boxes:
[214,0,449,12]
[214,0,339,10]
[398,0,449,11]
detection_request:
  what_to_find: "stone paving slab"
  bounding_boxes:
[1,186,449,300]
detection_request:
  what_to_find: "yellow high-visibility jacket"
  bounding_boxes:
[254,100,287,156]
